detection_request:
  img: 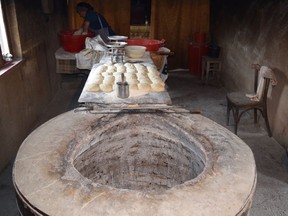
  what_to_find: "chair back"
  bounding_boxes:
[261,77,272,102]
[251,65,276,102]
[251,64,261,93]
[256,66,276,101]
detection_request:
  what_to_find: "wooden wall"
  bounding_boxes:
[0,0,67,171]
[150,0,210,68]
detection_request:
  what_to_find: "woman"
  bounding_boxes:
[76,2,115,40]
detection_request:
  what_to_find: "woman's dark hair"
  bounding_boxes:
[76,2,94,12]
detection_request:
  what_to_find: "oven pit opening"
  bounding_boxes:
[73,127,206,192]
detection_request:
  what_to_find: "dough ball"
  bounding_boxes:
[116,66,126,73]
[147,66,158,73]
[136,69,147,76]
[126,73,137,80]
[108,65,116,70]
[102,73,114,78]
[86,84,100,92]
[94,77,104,85]
[114,63,124,67]
[112,84,118,91]
[137,67,148,74]
[148,69,159,77]
[148,72,158,79]
[104,62,113,66]
[114,71,124,77]
[94,65,107,73]
[102,71,113,77]
[151,83,165,92]
[113,72,125,82]
[93,69,103,75]
[100,83,113,92]
[124,63,136,69]
[106,68,116,73]
[114,75,123,83]
[137,74,149,80]
[146,65,157,72]
[126,76,137,82]
[103,75,115,85]
[138,77,152,84]
[124,62,133,67]
[127,79,139,85]
[152,79,165,87]
[138,83,151,91]
[89,73,104,83]
[150,76,163,83]
[126,68,137,74]
[129,84,138,90]
[134,63,145,69]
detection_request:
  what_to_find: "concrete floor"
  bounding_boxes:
[0,71,287,215]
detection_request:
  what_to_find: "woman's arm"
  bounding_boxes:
[82,20,90,34]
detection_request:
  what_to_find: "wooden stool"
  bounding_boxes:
[201,56,222,84]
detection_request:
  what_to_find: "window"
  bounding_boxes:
[0,1,10,56]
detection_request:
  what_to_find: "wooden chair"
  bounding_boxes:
[201,56,222,84]
[226,64,273,137]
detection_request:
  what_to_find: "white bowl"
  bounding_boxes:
[125,45,146,59]
[108,35,128,41]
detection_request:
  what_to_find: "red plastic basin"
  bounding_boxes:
[59,30,95,53]
[126,39,165,51]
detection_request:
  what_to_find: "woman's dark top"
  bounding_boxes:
[85,10,114,35]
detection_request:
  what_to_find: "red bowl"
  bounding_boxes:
[59,30,95,52]
[126,39,165,51]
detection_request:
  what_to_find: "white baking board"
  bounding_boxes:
[78,62,171,105]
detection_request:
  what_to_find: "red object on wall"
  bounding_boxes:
[188,42,209,77]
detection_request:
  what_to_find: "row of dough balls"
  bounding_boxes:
[85,63,165,92]
[92,62,159,75]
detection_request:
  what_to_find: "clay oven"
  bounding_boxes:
[13,110,256,216]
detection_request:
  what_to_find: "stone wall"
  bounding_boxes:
[213,0,288,148]
[0,0,68,171]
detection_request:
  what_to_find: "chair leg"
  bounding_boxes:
[232,108,239,135]
[254,108,257,124]
[205,62,210,84]
[201,58,205,81]
[263,106,272,137]
[226,101,231,126]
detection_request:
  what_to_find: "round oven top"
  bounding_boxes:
[13,110,256,216]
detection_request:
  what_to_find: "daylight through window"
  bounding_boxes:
[0,1,10,55]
